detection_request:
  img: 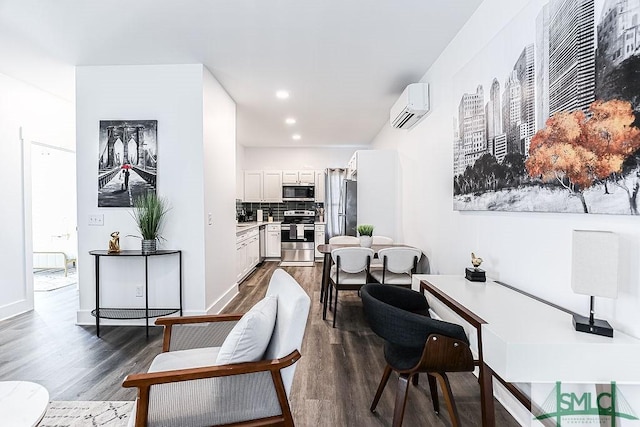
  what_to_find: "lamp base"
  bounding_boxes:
[572,314,614,338]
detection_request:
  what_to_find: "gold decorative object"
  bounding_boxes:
[108,231,121,253]
[471,252,483,268]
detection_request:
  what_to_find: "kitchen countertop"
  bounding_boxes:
[236,220,324,234]
[236,221,280,234]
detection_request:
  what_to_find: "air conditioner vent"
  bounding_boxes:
[390,83,430,129]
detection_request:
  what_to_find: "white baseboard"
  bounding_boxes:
[206,283,238,315]
[0,299,32,322]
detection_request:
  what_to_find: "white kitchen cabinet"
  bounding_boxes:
[282,170,299,184]
[243,170,282,202]
[314,224,326,259]
[243,171,263,202]
[298,170,315,184]
[263,171,283,202]
[315,170,326,203]
[236,239,247,281]
[282,170,315,184]
[265,224,281,258]
[237,228,260,282]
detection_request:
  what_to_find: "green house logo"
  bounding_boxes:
[534,382,638,426]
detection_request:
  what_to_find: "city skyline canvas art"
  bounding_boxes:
[97,120,158,207]
[453,0,640,214]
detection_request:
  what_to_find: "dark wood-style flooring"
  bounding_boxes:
[0,263,519,426]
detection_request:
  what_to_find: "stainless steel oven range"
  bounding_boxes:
[281,210,315,262]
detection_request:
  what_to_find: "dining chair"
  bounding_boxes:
[371,235,394,245]
[369,235,395,269]
[326,247,374,328]
[328,235,360,244]
[370,247,422,287]
[361,284,474,427]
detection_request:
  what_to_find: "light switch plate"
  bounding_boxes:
[88,214,104,226]
[208,213,213,225]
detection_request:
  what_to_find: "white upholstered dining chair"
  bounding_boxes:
[369,236,394,269]
[371,236,394,245]
[370,247,422,287]
[327,247,374,328]
[329,235,360,244]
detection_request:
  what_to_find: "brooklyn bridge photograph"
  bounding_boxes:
[97,120,157,207]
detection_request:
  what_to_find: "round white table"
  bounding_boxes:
[0,381,49,427]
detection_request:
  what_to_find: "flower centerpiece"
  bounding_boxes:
[357,224,374,248]
[131,192,169,253]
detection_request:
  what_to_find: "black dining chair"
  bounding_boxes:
[361,284,474,427]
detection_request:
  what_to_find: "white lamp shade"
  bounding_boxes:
[571,230,619,299]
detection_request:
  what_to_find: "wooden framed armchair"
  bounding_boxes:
[123,269,311,427]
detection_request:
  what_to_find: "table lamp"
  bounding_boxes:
[571,230,619,338]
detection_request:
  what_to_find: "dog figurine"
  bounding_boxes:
[108,231,121,253]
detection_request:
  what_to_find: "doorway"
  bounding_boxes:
[30,142,78,294]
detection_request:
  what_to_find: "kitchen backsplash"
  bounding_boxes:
[236,200,324,222]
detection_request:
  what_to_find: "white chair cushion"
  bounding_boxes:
[215,295,278,365]
[370,270,412,285]
[149,347,221,372]
[330,266,368,285]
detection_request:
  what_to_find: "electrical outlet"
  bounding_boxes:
[88,214,104,226]
[136,286,144,297]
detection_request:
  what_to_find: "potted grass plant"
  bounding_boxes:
[131,192,169,253]
[357,224,374,248]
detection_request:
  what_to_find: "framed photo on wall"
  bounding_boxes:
[97,120,157,207]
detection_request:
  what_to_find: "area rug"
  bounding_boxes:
[34,268,77,292]
[39,401,133,427]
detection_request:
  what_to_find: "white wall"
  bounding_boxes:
[202,67,238,313]
[236,144,245,199]
[242,146,360,171]
[76,64,229,325]
[373,0,640,339]
[372,1,640,420]
[0,72,74,320]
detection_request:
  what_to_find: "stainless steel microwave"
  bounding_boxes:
[282,184,315,201]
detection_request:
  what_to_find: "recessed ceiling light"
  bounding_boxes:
[285,117,296,125]
[292,134,301,140]
[276,90,290,99]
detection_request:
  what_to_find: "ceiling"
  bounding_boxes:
[0,0,482,147]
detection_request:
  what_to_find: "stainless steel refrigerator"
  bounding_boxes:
[338,179,357,236]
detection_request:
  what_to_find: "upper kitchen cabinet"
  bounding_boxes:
[315,169,326,203]
[243,170,282,202]
[263,171,283,202]
[244,170,263,202]
[282,170,315,185]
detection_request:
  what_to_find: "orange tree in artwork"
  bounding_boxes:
[526,100,640,213]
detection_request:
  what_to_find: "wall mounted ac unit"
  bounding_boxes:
[390,83,430,129]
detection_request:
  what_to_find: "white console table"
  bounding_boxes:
[414,274,640,426]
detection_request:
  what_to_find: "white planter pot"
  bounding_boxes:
[359,236,372,248]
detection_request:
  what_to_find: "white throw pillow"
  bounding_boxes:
[215,295,278,365]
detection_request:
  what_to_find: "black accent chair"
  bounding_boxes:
[361,284,474,427]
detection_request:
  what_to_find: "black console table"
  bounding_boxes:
[89,250,182,337]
